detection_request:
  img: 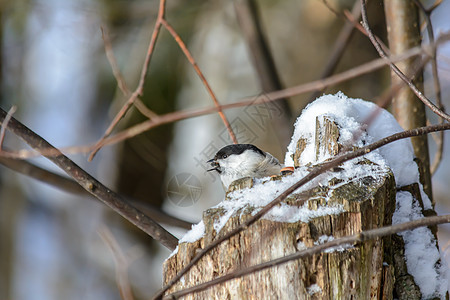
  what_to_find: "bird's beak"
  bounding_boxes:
[207,159,221,173]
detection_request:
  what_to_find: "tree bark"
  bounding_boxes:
[383,0,433,203]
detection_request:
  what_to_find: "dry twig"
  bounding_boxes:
[0,36,448,160]
[360,0,450,122]
[90,0,237,160]
[96,39,448,151]
[89,0,168,160]
[160,18,237,144]
[0,106,17,150]
[99,226,135,300]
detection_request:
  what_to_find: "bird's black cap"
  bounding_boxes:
[213,144,265,160]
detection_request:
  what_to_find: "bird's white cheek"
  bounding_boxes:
[219,157,241,173]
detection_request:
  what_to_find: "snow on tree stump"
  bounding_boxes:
[163,116,409,299]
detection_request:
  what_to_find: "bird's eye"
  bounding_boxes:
[223,154,228,159]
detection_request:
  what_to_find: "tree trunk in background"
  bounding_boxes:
[0,187,25,300]
[233,0,293,147]
[383,0,433,204]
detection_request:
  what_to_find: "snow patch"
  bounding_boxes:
[179,220,205,244]
[307,284,322,295]
[393,191,447,298]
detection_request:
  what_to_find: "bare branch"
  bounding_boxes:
[307,0,361,101]
[1,35,449,160]
[0,108,179,250]
[99,226,135,300]
[101,26,131,96]
[160,18,237,144]
[361,0,450,122]
[0,106,16,150]
[0,155,193,229]
[97,38,447,151]
[89,0,168,160]
[91,0,238,160]
[428,0,443,13]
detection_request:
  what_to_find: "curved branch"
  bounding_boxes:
[1,36,449,161]
[97,40,443,151]
[0,155,193,229]
[89,0,167,161]
[160,19,237,144]
[360,0,450,122]
[0,108,179,250]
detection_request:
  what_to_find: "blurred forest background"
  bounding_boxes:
[0,0,449,299]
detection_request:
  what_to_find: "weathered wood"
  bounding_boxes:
[293,137,307,168]
[315,115,341,160]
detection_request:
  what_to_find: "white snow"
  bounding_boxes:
[393,191,448,298]
[306,283,322,295]
[285,92,432,209]
[297,241,307,251]
[216,169,345,230]
[167,220,206,259]
[314,235,353,253]
[179,220,205,244]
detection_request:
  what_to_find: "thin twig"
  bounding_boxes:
[322,0,389,55]
[101,25,159,121]
[0,36,448,160]
[0,108,179,250]
[360,0,450,122]
[95,39,446,151]
[99,226,135,300]
[427,0,443,13]
[0,105,17,150]
[160,19,237,144]
[91,0,237,159]
[165,214,450,298]
[354,55,429,145]
[308,0,361,101]
[89,0,167,161]
[152,122,450,299]
[101,26,130,96]
[341,8,390,54]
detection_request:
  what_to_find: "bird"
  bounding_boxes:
[207,144,282,190]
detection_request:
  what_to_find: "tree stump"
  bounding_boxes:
[163,116,424,299]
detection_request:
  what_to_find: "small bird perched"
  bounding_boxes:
[207,144,282,190]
